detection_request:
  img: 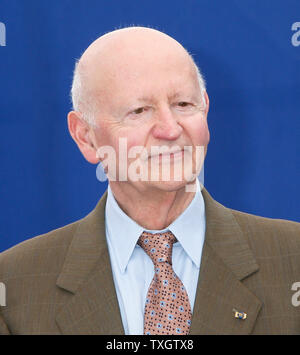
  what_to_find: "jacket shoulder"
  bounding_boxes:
[0,220,80,280]
[230,208,300,256]
[231,208,300,233]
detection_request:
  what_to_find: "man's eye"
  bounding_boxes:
[132,107,145,114]
[177,102,191,107]
[126,106,150,121]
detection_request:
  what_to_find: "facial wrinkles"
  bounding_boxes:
[112,75,201,125]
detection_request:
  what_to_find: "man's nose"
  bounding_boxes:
[151,106,183,141]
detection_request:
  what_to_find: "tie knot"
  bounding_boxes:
[138,231,176,265]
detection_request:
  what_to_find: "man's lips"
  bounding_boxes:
[148,149,188,162]
[138,146,192,161]
[153,150,184,159]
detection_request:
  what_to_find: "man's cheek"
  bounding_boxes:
[191,124,210,147]
[203,127,210,145]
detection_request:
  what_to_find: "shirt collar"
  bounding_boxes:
[105,185,144,274]
[105,179,206,273]
[168,179,205,268]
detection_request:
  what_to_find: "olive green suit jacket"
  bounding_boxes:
[1,188,300,335]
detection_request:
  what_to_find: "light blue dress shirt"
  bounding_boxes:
[105,179,206,335]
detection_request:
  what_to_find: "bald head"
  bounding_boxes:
[71,26,206,125]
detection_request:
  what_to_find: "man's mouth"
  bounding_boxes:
[139,146,192,162]
[149,148,188,162]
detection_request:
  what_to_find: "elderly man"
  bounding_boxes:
[1,27,300,335]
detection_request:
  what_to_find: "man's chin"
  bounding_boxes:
[140,177,197,193]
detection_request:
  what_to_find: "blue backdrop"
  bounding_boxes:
[0,0,299,252]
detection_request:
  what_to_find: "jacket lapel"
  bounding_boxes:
[55,192,124,335]
[190,188,262,334]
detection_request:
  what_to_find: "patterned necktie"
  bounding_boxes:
[138,231,192,335]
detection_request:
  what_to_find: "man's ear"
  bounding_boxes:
[203,91,210,158]
[204,91,209,115]
[67,111,99,164]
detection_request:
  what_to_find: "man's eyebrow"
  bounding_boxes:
[169,91,200,101]
[165,92,179,100]
[135,92,191,102]
[135,96,155,103]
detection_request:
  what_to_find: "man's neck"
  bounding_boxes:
[108,181,197,230]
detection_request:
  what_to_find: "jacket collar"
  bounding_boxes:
[56,192,124,334]
[190,187,262,334]
[201,187,259,281]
